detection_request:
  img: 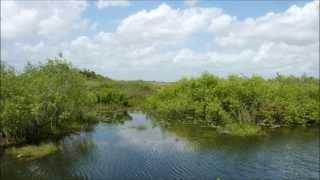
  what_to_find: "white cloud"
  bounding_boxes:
[172,41,318,77]
[17,41,45,53]
[38,15,65,36]
[209,14,235,33]
[1,0,88,40]
[1,1,318,80]
[117,3,221,46]
[210,1,319,47]
[173,48,209,67]
[1,1,38,39]
[96,0,130,9]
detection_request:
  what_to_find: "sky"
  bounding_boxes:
[1,0,319,81]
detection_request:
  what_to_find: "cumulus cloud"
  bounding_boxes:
[117,4,220,44]
[210,1,319,47]
[1,1,318,80]
[1,0,89,40]
[1,1,38,40]
[17,41,45,53]
[173,42,318,77]
[96,0,130,9]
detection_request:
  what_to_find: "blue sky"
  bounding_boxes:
[84,1,309,31]
[1,0,318,81]
[76,0,300,38]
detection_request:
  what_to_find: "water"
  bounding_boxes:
[1,112,319,179]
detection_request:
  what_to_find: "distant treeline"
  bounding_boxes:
[147,73,319,135]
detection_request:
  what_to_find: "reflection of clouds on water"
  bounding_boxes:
[94,140,110,147]
[116,123,193,154]
[1,113,319,180]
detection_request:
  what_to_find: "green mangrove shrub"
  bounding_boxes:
[0,59,95,143]
[148,73,319,128]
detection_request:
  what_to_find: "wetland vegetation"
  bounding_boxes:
[0,58,319,160]
[147,72,319,135]
[0,58,157,147]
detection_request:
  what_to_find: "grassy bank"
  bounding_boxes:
[217,123,262,136]
[6,143,59,160]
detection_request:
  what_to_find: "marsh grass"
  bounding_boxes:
[6,143,59,160]
[218,123,262,136]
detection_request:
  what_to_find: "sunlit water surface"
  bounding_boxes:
[1,112,319,179]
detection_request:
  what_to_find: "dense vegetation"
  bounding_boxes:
[148,73,319,135]
[0,58,156,146]
[0,60,96,144]
[80,69,159,109]
[1,57,318,145]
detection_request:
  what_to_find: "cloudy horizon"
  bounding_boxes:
[1,0,319,81]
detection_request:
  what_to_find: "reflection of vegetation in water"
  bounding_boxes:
[61,135,96,158]
[5,143,59,160]
[1,136,98,180]
[155,114,319,155]
[129,124,147,131]
[159,120,262,151]
[100,111,133,124]
[3,131,99,161]
[147,112,266,152]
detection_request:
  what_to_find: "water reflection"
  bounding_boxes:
[101,111,132,124]
[1,112,319,180]
[1,133,97,179]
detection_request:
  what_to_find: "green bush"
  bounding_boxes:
[0,59,95,143]
[94,85,129,107]
[148,73,319,129]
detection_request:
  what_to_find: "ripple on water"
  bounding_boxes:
[1,113,319,180]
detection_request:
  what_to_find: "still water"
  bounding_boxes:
[1,112,319,179]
